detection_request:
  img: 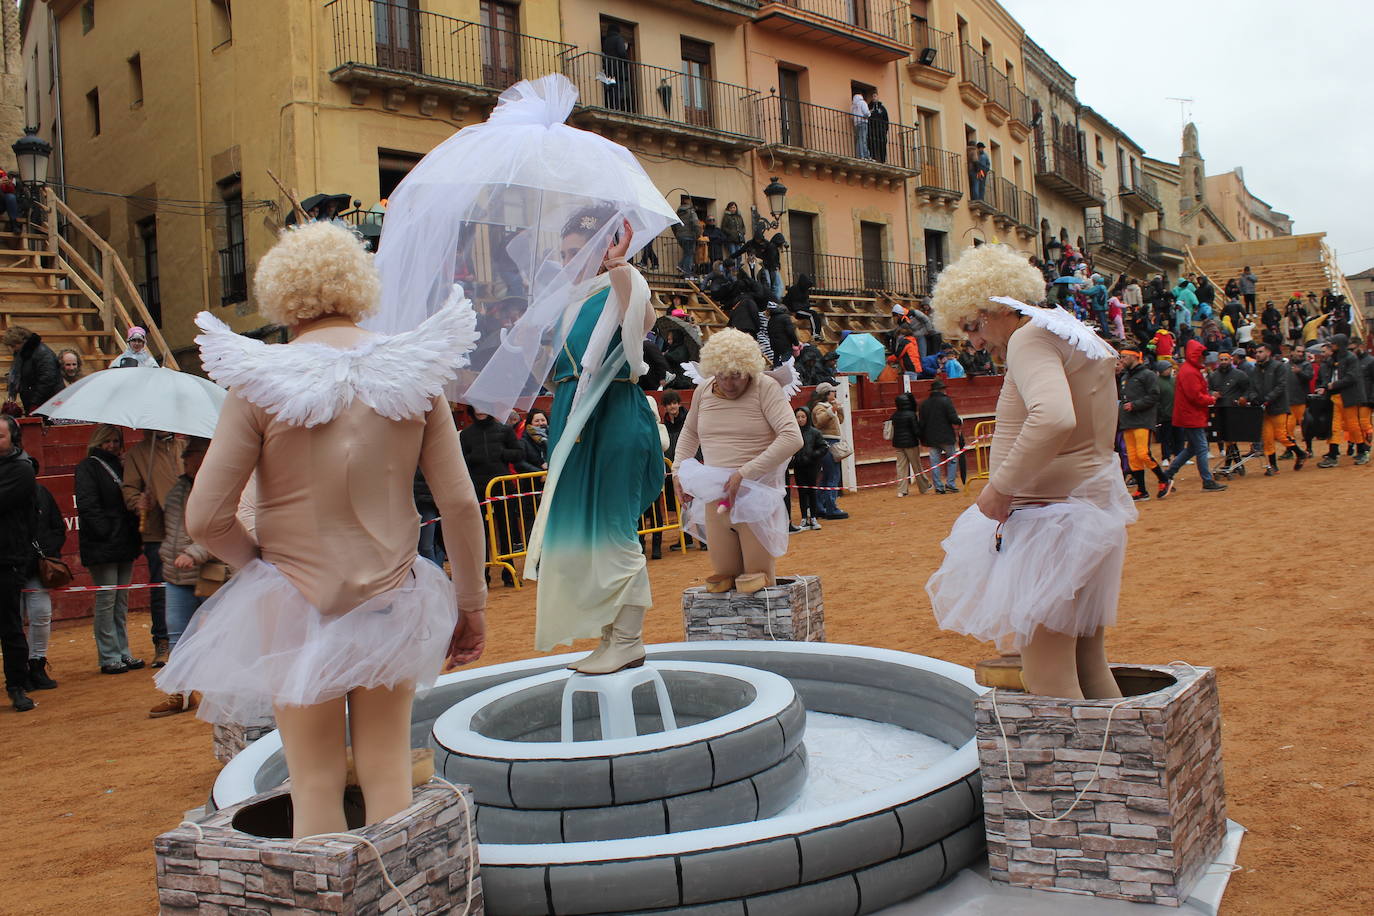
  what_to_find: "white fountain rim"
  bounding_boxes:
[432,660,797,759]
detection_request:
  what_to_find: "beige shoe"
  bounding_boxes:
[705,574,735,593]
[567,624,615,672]
[571,607,646,675]
[733,573,771,595]
[148,691,200,718]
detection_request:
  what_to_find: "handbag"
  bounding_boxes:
[195,561,229,599]
[828,438,854,461]
[33,541,73,590]
[881,419,893,441]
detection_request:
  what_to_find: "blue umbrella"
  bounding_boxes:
[834,333,887,381]
[1053,276,1086,285]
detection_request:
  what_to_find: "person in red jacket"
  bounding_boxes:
[1158,339,1228,496]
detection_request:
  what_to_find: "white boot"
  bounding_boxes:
[567,624,615,672]
[571,606,646,675]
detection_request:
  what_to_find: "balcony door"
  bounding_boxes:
[681,39,713,129]
[373,0,421,73]
[480,0,521,90]
[860,221,885,291]
[788,211,817,284]
[777,66,804,148]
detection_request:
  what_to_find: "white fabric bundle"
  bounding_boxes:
[676,458,790,558]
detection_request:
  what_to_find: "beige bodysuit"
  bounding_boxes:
[988,322,1117,506]
[674,375,803,479]
[186,336,486,616]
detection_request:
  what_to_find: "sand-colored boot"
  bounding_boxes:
[571,607,646,675]
[705,574,735,593]
[733,573,772,595]
[567,624,615,672]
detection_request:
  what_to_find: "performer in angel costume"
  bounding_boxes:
[673,330,803,594]
[156,222,488,837]
[925,245,1136,699]
[365,75,677,674]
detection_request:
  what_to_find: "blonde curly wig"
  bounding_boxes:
[699,328,767,379]
[929,244,1046,336]
[253,221,380,326]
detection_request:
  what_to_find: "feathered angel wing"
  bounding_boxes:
[763,357,801,396]
[682,361,707,387]
[194,285,480,427]
[989,296,1118,360]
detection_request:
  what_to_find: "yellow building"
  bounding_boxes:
[901,0,1039,272]
[1205,167,1292,242]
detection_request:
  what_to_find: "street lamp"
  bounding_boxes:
[11,126,53,229]
[754,176,789,231]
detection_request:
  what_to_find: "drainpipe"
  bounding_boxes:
[191,1,211,314]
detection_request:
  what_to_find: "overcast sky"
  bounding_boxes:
[1000,0,1373,276]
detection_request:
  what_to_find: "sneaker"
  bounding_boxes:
[122,656,146,671]
[1317,455,1338,469]
[1201,480,1228,491]
[151,638,170,669]
[947,486,960,493]
[896,492,908,498]
[1157,477,1175,499]
[1264,466,1277,477]
[1131,490,1149,501]
[101,662,130,675]
[8,688,35,712]
[805,518,822,530]
[27,658,57,690]
[822,511,850,520]
[1356,452,1371,466]
[788,524,803,534]
[1280,447,1296,459]
[933,487,946,494]
[148,692,200,719]
[1294,451,1307,472]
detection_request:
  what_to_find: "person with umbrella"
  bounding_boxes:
[926,244,1137,700]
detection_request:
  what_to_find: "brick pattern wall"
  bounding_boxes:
[155,782,482,915]
[212,718,277,765]
[683,575,825,641]
[974,665,1226,907]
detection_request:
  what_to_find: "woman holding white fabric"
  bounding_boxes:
[674,329,803,595]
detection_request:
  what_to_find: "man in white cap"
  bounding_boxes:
[109,326,159,368]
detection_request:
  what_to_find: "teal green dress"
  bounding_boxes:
[527,286,664,650]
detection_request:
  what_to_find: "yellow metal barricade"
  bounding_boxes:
[971,420,996,481]
[482,458,684,588]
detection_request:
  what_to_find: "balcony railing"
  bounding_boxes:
[798,251,929,297]
[1008,84,1032,126]
[909,21,955,73]
[959,43,987,94]
[757,94,918,170]
[1034,136,1105,205]
[326,0,572,96]
[995,176,1020,224]
[1120,163,1162,212]
[563,51,760,141]
[1019,188,1039,230]
[1090,213,1143,258]
[218,242,247,306]
[916,147,962,195]
[985,66,1011,113]
[773,0,909,43]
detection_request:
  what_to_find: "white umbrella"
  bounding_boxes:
[34,366,227,438]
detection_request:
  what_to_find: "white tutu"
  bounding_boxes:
[155,558,458,725]
[676,458,789,557]
[925,462,1137,651]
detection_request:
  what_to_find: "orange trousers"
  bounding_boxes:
[1329,395,1361,444]
[1360,405,1373,443]
[1261,412,1295,457]
[1288,403,1305,442]
[1122,428,1158,471]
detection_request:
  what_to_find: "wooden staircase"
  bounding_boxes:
[0,187,176,385]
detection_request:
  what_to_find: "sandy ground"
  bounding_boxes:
[2,458,1371,915]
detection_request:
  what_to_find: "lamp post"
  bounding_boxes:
[752,175,788,232]
[11,126,53,230]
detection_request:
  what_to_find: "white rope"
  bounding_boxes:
[990,686,1134,823]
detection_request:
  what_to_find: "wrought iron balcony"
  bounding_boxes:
[1019,188,1040,232]
[1087,213,1143,259]
[218,242,247,307]
[562,52,761,153]
[1007,84,1032,137]
[795,251,929,297]
[1033,136,1105,206]
[907,22,955,88]
[1119,163,1162,213]
[756,94,918,181]
[914,147,963,204]
[984,67,1011,124]
[958,42,988,103]
[755,0,912,62]
[325,0,572,107]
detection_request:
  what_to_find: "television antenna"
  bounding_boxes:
[1166,97,1194,128]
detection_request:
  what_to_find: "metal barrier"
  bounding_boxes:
[482,459,685,588]
[971,420,996,481]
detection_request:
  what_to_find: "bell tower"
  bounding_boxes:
[1179,122,1205,208]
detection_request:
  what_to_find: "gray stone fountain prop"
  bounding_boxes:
[212,642,988,915]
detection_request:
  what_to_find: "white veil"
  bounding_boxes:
[366,75,678,418]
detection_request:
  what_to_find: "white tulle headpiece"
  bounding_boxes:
[364,74,678,418]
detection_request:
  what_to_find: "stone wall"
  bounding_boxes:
[212,717,277,765]
[0,0,21,172]
[683,575,825,642]
[974,664,1227,907]
[155,781,482,914]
